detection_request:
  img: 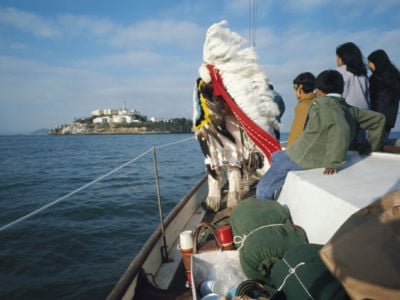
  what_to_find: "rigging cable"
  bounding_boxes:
[0,136,194,232]
[249,0,258,48]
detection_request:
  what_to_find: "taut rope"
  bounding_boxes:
[0,136,194,232]
[249,0,258,48]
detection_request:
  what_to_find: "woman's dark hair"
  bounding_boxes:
[293,72,315,93]
[315,70,344,94]
[368,49,400,75]
[336,42,367,76]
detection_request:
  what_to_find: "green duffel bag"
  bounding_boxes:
[238,223,308,282]
[270,243,349,300]
[231,198,293,248]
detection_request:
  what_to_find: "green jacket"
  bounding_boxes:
[286,95,351,169]
[345,104,386,153]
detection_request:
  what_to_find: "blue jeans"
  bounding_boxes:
[256,150,304,200]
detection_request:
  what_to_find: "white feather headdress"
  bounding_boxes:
[199,20,280,135]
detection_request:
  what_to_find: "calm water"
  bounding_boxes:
[0,134,205,300]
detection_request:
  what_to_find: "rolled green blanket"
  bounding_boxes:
[230,198,308,282]
[238,224,308,282]
[270,243,349,300]
[231,197,293,246]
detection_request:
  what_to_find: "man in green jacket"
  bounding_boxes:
[256,70,385,200]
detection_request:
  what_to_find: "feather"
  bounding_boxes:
[205,98,236,144]
[206,174,221,212]
[227,167,241,208]
[194,78,236,145]
[206,164,218,180]
[195,130,211,158]
[202,20,281,136]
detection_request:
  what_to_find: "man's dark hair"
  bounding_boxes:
[315,70,344,94]
[293,72,315,93]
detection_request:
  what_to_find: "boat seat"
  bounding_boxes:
[278,151,400,244]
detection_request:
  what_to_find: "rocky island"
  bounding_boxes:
[49,118,193,135]
[49,102,193,135]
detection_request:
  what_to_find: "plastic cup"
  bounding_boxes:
[198,280,229,297]
[216,225,234,250]
[179,230,194,250]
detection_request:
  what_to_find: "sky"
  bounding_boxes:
[1,0,400,134]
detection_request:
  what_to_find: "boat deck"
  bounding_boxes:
[122,147,400,300]
[132,175,259,300]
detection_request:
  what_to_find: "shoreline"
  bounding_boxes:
[49,124,193,135]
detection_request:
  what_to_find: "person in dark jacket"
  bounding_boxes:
[269,84,285,141]
[368,49,400,142]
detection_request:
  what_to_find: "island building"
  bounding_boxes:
[92,101,144,125]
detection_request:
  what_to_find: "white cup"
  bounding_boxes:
[179,230,193,250]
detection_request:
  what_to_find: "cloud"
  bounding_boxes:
[110,20,204,51]
[335,0,399,16]
[365,29,400,55]
[57,14,115,37]
[283,0,329,11]
[0,7,60,38]
[76,51,164,70]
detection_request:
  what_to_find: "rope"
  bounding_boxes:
[249,0,258,47]
[154,136,194,149]
[233,223,286,251]
[0,136,194,232]
[277,258,314,299]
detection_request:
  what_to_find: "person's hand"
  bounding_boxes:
[323,168,337,175]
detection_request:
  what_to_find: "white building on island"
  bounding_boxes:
[92,101,143,125]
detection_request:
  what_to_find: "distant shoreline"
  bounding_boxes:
[50,131,192,135]
[49,127,192,135]
[48,119,193,135]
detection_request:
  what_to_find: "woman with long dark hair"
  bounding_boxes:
[336,42,370,109]
[368,49,400,141]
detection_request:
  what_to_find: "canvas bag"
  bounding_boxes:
[319,189,400,300]
[190,250,247,300]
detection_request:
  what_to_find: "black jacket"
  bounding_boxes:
[369,73,400,128]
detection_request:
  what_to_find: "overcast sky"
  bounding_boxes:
[1,0,399,134]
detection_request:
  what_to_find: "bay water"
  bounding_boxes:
[0,134,205,299]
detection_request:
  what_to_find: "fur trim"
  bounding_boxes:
[227,167,241,208]
[198,63,211,83]
[206,173,221,212]
[201,20,280,135]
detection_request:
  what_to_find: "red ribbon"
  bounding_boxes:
[207,64,281,162]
